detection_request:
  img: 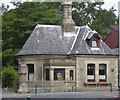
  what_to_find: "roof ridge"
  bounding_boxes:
[35,24,61,28]
[35,24,83,28]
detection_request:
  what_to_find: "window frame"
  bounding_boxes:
[89,34,100,48]
[27,64,34,81]
[45,69,50,81]
[92,40,97,47]
[87,64,95,82]
[99,64,107,82]
[54,68,65,81]
[69,70,74,80]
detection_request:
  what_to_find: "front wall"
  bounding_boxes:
[17,56,76,92]
[76,56,118,91]
[17,55,118,92]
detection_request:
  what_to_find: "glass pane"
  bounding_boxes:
[29,73,34,81]
[99,64,106,75]
[99,64,107,81]
[99,75,106,79]
[99,64,106,69]
[28,64,34,73]
[92,41,97,47]
[99,70,105,75]
[87,64,95,82]
[87,64,95,75]
[54,69,65,80]
[45,69,50,80]
[27,64,34,81]
[70,70,73,80]
[87,75,94,79]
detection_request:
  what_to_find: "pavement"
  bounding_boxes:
[1,88,120,100]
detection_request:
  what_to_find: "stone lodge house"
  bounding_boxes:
[16,1,118,93]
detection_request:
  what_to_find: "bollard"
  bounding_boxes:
[27,96,31,100]
[110,84,112,92]
[72,86,73,92]
[35,85,37,95]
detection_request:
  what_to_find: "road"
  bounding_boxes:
[1,89,120,100]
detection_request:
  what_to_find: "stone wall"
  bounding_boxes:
[17,55,118,93]
[76,55,118,91]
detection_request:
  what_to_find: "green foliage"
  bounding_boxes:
[2,2,61,66]
[2,48,20,66]
[2,65,18,88]
[72,2,118,39]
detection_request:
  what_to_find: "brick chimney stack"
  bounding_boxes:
[61,0,75,33]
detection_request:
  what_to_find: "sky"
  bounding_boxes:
[1,0,119,16]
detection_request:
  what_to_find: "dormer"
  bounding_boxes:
[90,34,100,47]
[86,33,101,50]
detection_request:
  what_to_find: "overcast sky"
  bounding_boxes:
[1,0,119,16]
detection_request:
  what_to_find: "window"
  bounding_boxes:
[92,41,97,47]
[45,69,50,81]
[70,70,74,80]
[99,64,107,82]
[89,35,100,48]
[54,69,65,80]
[87,64,95,82]
[27,64,34,81]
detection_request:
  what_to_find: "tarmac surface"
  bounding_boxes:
[1,89,120,100]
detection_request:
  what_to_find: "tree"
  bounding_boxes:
[90,7,117,38]
[2,2,61,66]
[2,65,18,88]
[72,2,117,39]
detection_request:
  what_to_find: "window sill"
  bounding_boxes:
[84,82,111,85]
[53,80,75,82]
[91,47,100,50]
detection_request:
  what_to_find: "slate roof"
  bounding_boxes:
[16,24,117,56]
[112,48,119,55]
